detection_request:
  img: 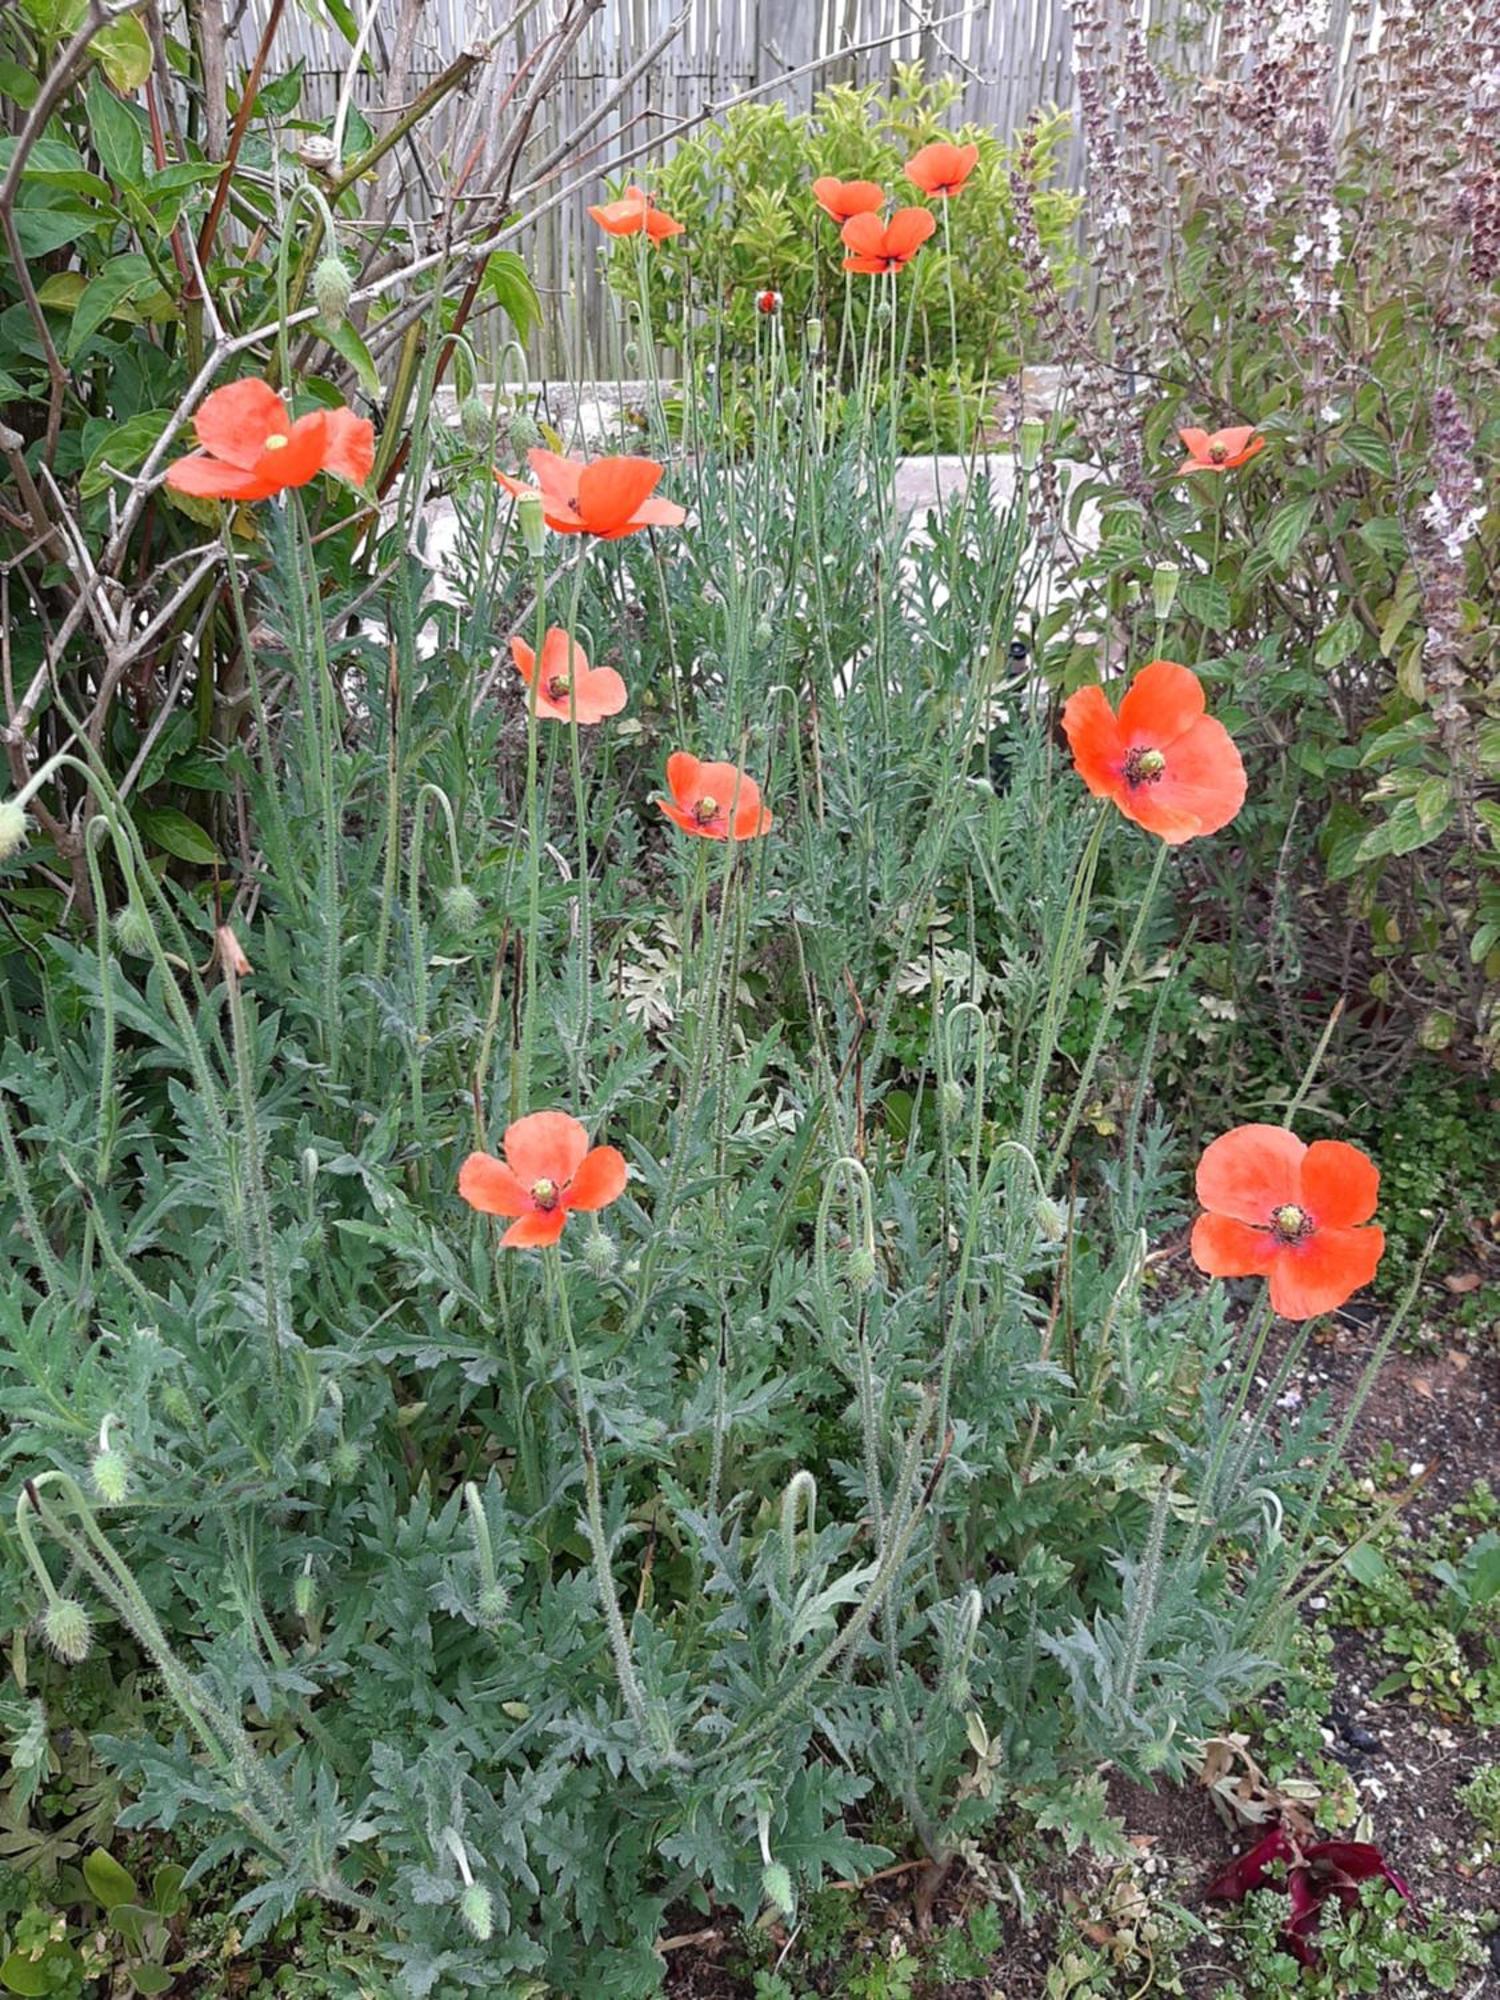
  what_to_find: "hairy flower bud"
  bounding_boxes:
[40,1596,92,1665]
[1035,1195,1068,1245]
[517,493,546,559]
[329,1439,362,1484]
[0,797,28,861]
[847,1246,877,1292]
[582,1229,618,1279]
[459,395,491,450]
[440,883,482,937]
[939,1079,965,1126]
[91,1447,131,1506]
[752,615,774,649]
[293,1569,318,1621]
[506,411,541,456]
[112,903,154,958]
[475,1581,510,1629]
[313,255,352,328]
[1151,561,1180,622]
[761,1863,795,1919]
[459,1882,494,1943]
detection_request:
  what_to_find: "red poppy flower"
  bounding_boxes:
[840,207,937,274]
[1177,424,1265,475]
[904,140,980,198]
[756,289,782,314]
[166,378,374,501]
[510,629,626,725]
[495,448,686,540]
[658,752,772,841]
[1208,1826,1419,1968]
[1061,659,1245,844]
[586,185,685,242]
[1190,1124,1385,1320]
[812,176,886,222]
[459,1110,627,1249]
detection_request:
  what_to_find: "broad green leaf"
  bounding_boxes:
[84,1845,138,1910]
[12,200,98,257]
[1178,576,1230,633]
[1357,515,1406,559]
[130,1969,174,1997]
[80,408,175,498]
[320,315,381,400]
[479,250,541,344]
[85,72,144,190]
[1315,611,1361,668]
[68,254,156,360]
[0,60,41,108]
[90,13,152,91]
[133,806,220,865]
[151,1862,187,1917]
[0,1950,54,1997]
[37,271,87,309]
[1263,494,1317,568]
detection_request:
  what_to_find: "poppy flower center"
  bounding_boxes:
[1123,746,1167,786]
[546,674,571,700]
[530,1177,560,1211]
[264,433,289,451]
[1208,442,1229,463]
[1272,1203,1312,1241]
[693,794,720,825]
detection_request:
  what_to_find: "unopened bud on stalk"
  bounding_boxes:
[806,318,824,355]
[0,798,28,861]
[459,1883,494,1943]
[440,883,482,937]
[313,255,352,328]
[475,1581,510,1629]
[506,411,541,456]
[761,1863,795,1919]
[847,1245,877,1292]
[1035,1194,1068,1245]
[329,1439,362,1483]
[40,1597,92,1666]
[623,339,640,369]
[112,904,153,958]
[752,615,774,649]
[582,1229,617,1279]
[459,395,491,450]
[91,1447,131,1506]
[293,1565,318,1622]
[517,493,546,559]
[939,1080,964,1126]
[1151,561,1181,621]
[1018,418,1045,470]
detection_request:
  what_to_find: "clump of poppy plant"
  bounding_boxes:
[1177,424,1265,475]
[165,378,374,501]
[510,630,626,724]
[459,1111,626,1249]
[587,185,685,241]
[1190,1123,1385,1320]
[904,140,980,198]
[1061,658,1246,844]
[840,207,937,274]
[659,753,772,841]
[1207,1825,1420,1967]
[812,176,886,223]
[496,448,686,540]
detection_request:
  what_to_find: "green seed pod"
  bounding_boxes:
[40,1597,92,1666]
[582,1230,617,1279]
[1018,418,1046,470]
[517,493,546,559]
[0,798,29,861]
[1151,561,1181,622]
[459,395,492,450]
[313,254,353,328]
[111,904,154,958]
[91,1447,131,1506]
[761,1863,795,1920]
[440,883,482,937]
[806,318,824,355]
[459,1882,494,1943]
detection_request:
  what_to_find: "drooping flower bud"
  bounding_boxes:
[91,1447,131,1506]
[459,396,492,450]
[847,1246,877,1291]
[939,1080,965,1126]
[0,798,28,861]
[1151,561,1180,622]
[761,1863,795,1918]
[517,493,546,559]
[1035,1194,1068,1245]
[293,1567,318,1621]
[313,255,353,328]
[475,1581,510,1629]
[112,904,154,958]
[40,1597,92,1665]
[459,1882,494,1943]
[329,1439,362,1484]
[506,411,541,456]
[440,883,482,938]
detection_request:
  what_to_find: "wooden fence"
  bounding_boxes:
[230,0,1367,373]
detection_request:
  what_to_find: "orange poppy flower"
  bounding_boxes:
[586,184,685,242]
[904,140,980,198]
[658,752,772,841]
[166,377,374,501]
[496,448,686,540]
[812,176,886,222]
[1190,1124,1384,1320]
[510,629,626,724]
[840,207,937,274]
[459,1110,627,1249]
[1177,425,1265,475]
[1061,658,1246,845]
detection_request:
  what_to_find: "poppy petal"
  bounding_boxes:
[644,207,685,241]
[458,1150,532,1216]
[194,378,289,469]
[1216,426,1259,459]
[510,634,536,682]
[840,212,887,257]
[630,493,688,528]
[1141,714,1246,839]
[1190,1211,1280,1279]
[665,751,703,804]
[165,453,276,500]
[566,1144,627,1212]
[504,1110,591,1187]
[1196,1124,1305,1223]
[501,1208,570,1248]
[576,456,663,534]
[1117,659,1206,747]
[322,406,375,484]
[572,668,627,722]
[1268,1225,1385,1320]
[732,798,773,838]
[526,449,584,512]
[1177,427,1211,460]
[1206,1829,1295,1901]
[885,206,938,256]
[1300,1140,1379,1228]
[261,411,331,489]
[659,799,711,835]
[1061,685,1126,799]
